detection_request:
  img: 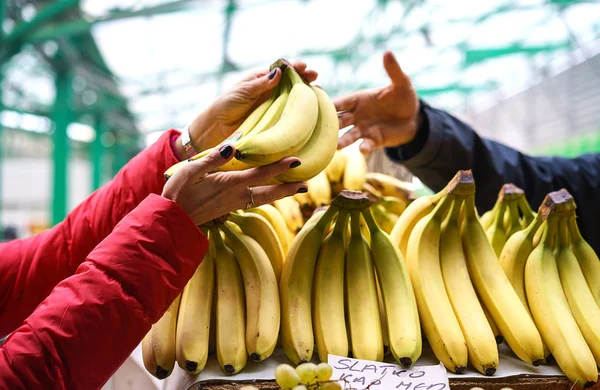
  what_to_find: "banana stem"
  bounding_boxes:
[540,215,558,249]
[557,216,571,248]
[349,210,363,238]
[492,202,508,229]
[566,213,584,243]
[463,195,479,221]
[430,193,454,221]
[445,196,464,224]
[517,196,536,225]
[360,207,380,234]
[524,215,544,240]
[333,209,350,237]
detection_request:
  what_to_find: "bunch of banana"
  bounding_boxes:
[365,172,416,202]
[525,190,598,388]
[273,196,305,234]
[163,59,339,183]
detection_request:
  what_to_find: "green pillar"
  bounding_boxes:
[51,70,72,225]
[92,118,107,190]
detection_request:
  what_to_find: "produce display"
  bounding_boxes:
[146,114,600,389]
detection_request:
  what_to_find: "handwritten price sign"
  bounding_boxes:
[328,355,449,390]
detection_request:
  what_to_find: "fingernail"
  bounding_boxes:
[297,187,308,194]
[219,145,233,158]
[289,160,301,168]
[268,69,277,80]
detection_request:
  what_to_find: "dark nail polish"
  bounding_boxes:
[219,145,233,158]
[187,158,193,162]
[297,187,308,194]
[289,160,301,168]
[268,69,277,80]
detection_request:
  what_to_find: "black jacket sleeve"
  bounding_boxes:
[385,100,600,253]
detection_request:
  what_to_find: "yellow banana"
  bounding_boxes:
[346,210,383,361]
[210,228,247,375]
[365,172,414,201]
[175,249,214,374]
[556,215,600,367]
[342,149,367,191]
[525,202,597,387]
[229,211,285,284]
[235,66,318,165]
[306,170,332,206]
[371,203,398,234]
[294,191,314,209]
[363,207,421,366]
[486,202,507,257]
[313,210,349,362]
[280,206,338,364]
[406,192,467,373]
[378,195,407,216]
[276,85,339,182]
[243,77,291,139]
[505,200,522,238]
[247,204,291,254]
[390,186,446,259]
[567,213,600,307]
[440,196,498,375]
[483,306,504,344]
[273,196,304,233]
[462,194,544,366]
[499,216,543,307]
[325,150,346,184]
[220,222,280,362]
[142,294,181,379]
[479,204,498,231]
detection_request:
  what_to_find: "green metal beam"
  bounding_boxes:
[5,0,79,44]
[464,42,571,66]
[51,70,72,226]
[27,0,199,44]
[91,118,107,190]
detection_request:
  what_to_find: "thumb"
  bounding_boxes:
[187,144,236,179]
[383,51,410,86]
[244,67,282,96]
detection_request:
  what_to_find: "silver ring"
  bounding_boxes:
[245,186,255,210]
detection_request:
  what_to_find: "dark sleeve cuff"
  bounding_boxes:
[385,100,446,168]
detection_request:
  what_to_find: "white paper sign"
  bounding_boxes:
[328,355,449,390]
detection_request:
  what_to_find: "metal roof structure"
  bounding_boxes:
[1,0,600,226]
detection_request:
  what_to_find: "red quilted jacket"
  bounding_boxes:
[0,130,208,389]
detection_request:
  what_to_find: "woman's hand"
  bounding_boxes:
[177,61,319,156]
[335,51,421,154]
[162,144,307,226]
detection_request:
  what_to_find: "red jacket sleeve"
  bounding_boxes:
[0,130,182,337]
[0,194,207,390]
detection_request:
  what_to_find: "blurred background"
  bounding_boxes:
[1,0,599,240]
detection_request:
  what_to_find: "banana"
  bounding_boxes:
[390,186,446,259]
[342,149,367,191]
[479,204,498,231]
[462,194,544,366]
[276,85,339,182]
[280,206,338,364]
[440,196,498,375]
[517,195,537,228]
[525,200,597,387]
[142,294,181,379]
[210,228,247,375]
[556,214,600,367]
[499,217,543,307]
[294,191,314,209]
[365,172,414,201]
[229,211,285,284]
[567,213,600,307]
[175,249,214,374]
[378,195,407,216]
[359,212,371,245]
[307,170,332,206]
[346,210,384,361]
[235,66,318,165]
[220,222,280,362]
[483,306,504,344]
[363,207,421,366]
[376,275,390,356]
[243,77,291,139]
[246,204,291,254]
[406,191,467,373]
[273,196,304,233]
[505,200,522,238]
[313,210,349,362]
[325,150,346,184]
[486,202,508,257]
[372,203,398,234]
